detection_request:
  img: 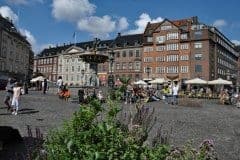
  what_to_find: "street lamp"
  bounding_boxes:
[108,50,115,88]
[81,69,85,86]
[146,66,150,80]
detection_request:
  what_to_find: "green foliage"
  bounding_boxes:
[43,93,217,160]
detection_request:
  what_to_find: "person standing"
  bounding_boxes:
[4,78,14,111]
[172,82,179,105]
[43,79,48,94]
[11,82,22,115]
[56,76,63,94]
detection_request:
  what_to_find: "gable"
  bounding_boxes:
[155,20,178,32]
[65,46,85,55]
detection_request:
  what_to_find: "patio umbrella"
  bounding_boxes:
[134,80,147,85]
[149,78,166,84]
[208,78,232,85]
[185,78,207,84]
[30,76,45,82]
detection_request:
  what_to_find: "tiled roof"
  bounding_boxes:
[38,39,114,57]
[114,33,143,47]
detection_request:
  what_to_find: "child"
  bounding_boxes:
[11,82,22,115]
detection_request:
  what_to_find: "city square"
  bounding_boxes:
[1,0,240,159]
[0,88,240,159]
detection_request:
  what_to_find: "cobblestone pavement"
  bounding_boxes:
[0,89,240,159]
[0,90,79,138]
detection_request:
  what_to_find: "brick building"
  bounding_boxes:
[142,16,239,85]
[111,33,143,82]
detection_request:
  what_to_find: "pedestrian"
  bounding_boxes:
[11,82,22,115]
[43,79,48,94]
[56,76,63,94]
[4,78,14,111]
[172,82,179,105]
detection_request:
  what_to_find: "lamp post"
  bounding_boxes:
[108,50,115,88]
[81,69,85,86]
[146,66,150,80]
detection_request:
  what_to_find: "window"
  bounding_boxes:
[166,55,178,62]
[122,51,126,57]
[156,67,165,73]
[156,56,165,62]
[65,67,68,72]
[129,62,133,69]
[144,47,153,52]
[144,57,153,62]
[180,34,188,40]
[144,67,152,73]
[135,61,141,70]
[156,36,166,43]
[166,66,178,73]
[78,66,81,72]
[122,62,127,69]
[167,33,178,40]
[161,25,172,30]
[115,52,120,58]
[194,42,202,49]
[180,66,189,73]
[156,45,165,51]
[72,66,74,72]
[72,58,74,62]
[194,31,202,39]
[195,65,202,72]
[180,55,189,61]
[180,43,189,50]
[166,44,178,51]
[129,50,133,57]
[195,53,202,60]
[135,50,140,57]
[116,63,120,70]
[147,37,153,42]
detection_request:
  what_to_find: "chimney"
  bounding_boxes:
[192,16,198,24]
[117,32,121,37]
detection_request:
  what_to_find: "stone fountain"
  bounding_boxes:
[79,38,108,87]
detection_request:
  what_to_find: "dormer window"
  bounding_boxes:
[147,37,153,42]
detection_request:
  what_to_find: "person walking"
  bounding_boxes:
[43,79,48,94]
[11,82,22,115]
[4,78,14,111]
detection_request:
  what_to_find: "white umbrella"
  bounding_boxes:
[185,78,207,84]
[134,80,147,85]
[30,76,45,82]
[208,78,232,85]
[149,78,166,84]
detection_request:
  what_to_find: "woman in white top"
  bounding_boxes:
[11,82,22,115]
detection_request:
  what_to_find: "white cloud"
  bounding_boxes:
[213,19,227,28]
[0,6,18,23]
[52,0,96,22]
[125,13,163,34]
[5,0,44,5]
[77,15,116,37]
[19,28,38,52]
[117,17,129,31]
[231,40,240,46]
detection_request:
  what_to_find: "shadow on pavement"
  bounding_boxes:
[0,109,39,116]
[0,107,8,109]
[0,126,45,160]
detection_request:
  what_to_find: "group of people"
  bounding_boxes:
[4,78,22,115]
[124,82,179,105]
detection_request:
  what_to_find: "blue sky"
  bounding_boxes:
[1,0,240,54]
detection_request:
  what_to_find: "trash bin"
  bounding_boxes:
[78,89,84,103]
